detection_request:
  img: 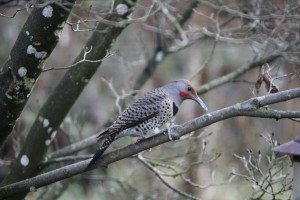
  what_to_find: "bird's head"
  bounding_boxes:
[163,79,208,111]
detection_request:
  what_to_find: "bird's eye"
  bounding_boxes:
[187,86,192,92]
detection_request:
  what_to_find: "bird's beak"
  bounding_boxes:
[191,95,208,111]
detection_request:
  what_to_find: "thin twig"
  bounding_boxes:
[137,153,200,200]
[42,48,115,72]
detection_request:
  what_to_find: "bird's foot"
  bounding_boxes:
[164,123,180,141]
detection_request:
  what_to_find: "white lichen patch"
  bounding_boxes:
[155,51,164,62]
[29,186,36,192]
[27,45,36,54]
[51,131,57,139]
[25,31,29,36]
[54,29,62,38]
[34,51,47,59]
[20,155,29,167]
[116,3,128,15]
[43,118,50,127]
[47,127,53,134]
[58,22,65,29]
[18,66,27,77]
[45,130,57,146]
[45,139,51,146]
[38,116,43,122]
[42,5,53,18]
[27,45,47,59]
[24,77,36,91]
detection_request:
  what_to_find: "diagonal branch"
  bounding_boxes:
[47,53,282,160]
[137,154,200,200]
[197,54,283,94]
[0,87,299,198]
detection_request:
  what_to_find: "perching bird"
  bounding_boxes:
[87,79,208,167]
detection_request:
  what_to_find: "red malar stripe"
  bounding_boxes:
[179,91,191,97]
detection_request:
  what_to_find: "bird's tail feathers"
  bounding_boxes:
[87,133,117,168]
[97,128,120,141]
[96,129,111,141]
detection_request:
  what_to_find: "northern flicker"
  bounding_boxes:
[87,79,208,167]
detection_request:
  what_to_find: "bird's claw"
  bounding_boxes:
[167,126,174,141]
[164,124,179,141]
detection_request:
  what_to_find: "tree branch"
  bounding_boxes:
[196,54,283,94]
[137,154,200,200]
[46,53,282,159]
[0,87,299,198]
[46,135,97,160]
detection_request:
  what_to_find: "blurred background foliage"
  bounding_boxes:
[0,0,299,199]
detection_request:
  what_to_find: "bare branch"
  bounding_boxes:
[0,7,28,18]
[231,133,292,198]
[190,39,217,80]
[198,0,259,20]
[137,153,200,200]
[0,87,299,198]
[42,155,90,166]
[197,54,282,95]
[101,79,139,114]
[46,135,96,160]
[42,48,116,72]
